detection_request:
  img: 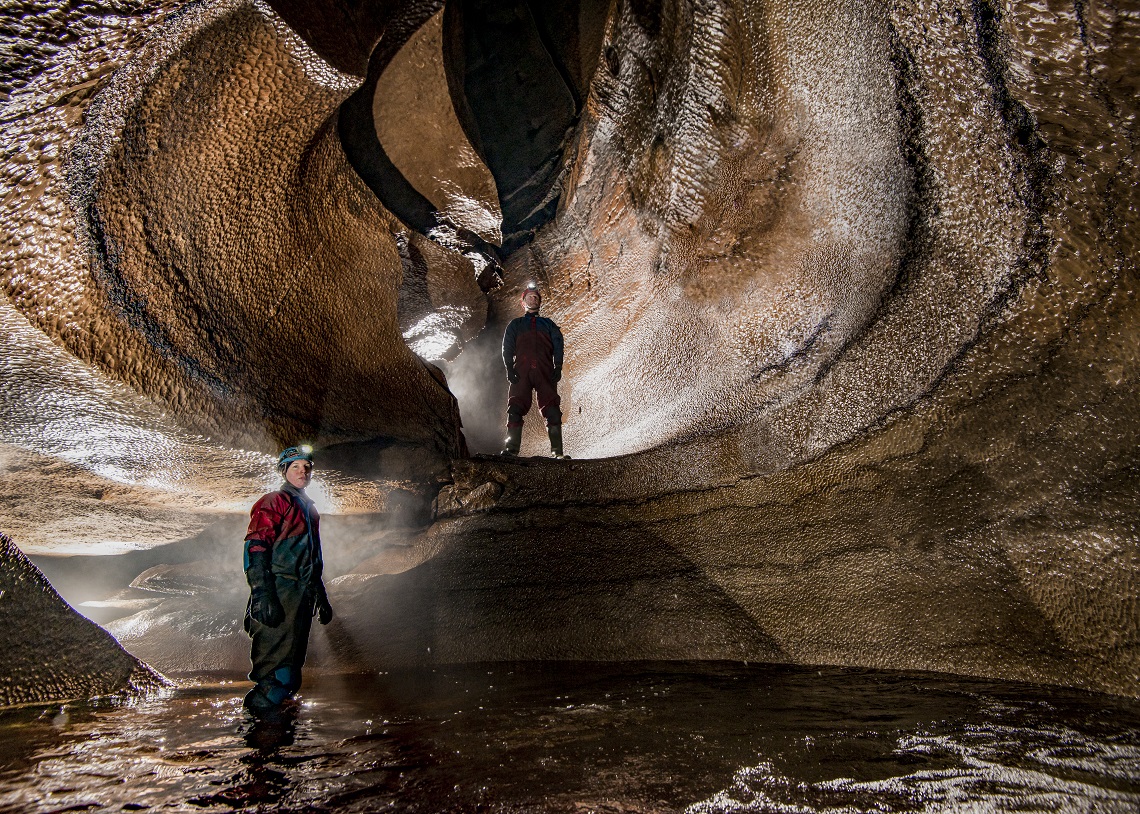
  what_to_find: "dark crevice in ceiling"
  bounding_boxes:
[334,0,610,259]
[266,0,440,76]
[442,0,610,251]
[336,0,504,269]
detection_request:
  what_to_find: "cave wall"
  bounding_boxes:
[0,0,1136,701]
[501,0,1136,465]
[3,0,468,456]
[467,0,1134,693]
[0,0,473,703]
[373,11,503,247]
[344,0,1137,694]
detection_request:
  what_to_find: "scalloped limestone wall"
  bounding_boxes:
[0,0,1136,700]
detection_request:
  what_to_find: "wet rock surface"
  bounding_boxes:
[360,388,1136,696]
[0,533,163,709]
[467,0,1136,691]
[0,0,1137,705]
[2,0,467,456]
[500,0,1137,463]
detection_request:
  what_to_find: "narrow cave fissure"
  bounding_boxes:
[342,0,610,256]
[348,0,615,456]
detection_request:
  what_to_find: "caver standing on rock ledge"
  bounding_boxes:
[242,445,333,714]
[501,283,569,458]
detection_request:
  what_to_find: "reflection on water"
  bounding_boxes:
[0,664,1137,813]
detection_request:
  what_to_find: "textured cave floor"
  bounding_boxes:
[1,663,1138,813]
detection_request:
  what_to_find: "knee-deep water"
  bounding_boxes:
[0,663,1137,813]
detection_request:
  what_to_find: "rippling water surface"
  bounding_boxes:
[1,663,1137,813]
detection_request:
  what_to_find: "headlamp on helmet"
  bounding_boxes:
[520,283,542,307]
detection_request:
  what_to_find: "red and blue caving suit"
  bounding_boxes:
[243,482,326,704]
[503,311,564,427]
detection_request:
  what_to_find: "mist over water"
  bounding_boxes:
[1,663,1137,813]
[444,325,511,455]
[29,509,418,636]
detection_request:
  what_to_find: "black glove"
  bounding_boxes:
[245,546,283,627]
[316,583,334,625]
[553,368,562,382]
[249,587,285,627]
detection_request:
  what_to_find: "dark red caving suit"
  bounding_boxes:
[243,483,326,705]
[503,311,564,427]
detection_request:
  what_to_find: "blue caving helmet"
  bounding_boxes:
[277,445,313,473]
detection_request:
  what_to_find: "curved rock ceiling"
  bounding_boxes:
[0,0,1137,701]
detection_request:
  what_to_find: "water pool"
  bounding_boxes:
[1,663,1137,812]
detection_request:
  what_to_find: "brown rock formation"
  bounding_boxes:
[0,533,164,708]
[3,0,466,457]
[469,0,1137,693]
[0,0,1136,702]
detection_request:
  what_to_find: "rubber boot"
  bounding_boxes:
[548,424,569,459]
[501,425,522,456]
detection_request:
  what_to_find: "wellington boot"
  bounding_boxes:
[548,424,569,459]
[500,425,522,456]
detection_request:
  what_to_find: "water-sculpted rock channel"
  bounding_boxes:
[0,0,1137,807]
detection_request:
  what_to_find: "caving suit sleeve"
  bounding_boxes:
[244,493,285,589]
[310,505,324,582]
[550,320,564,371]
[503,318,520,375]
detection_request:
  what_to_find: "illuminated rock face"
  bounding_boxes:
[478,0,1136,693]
[0,534,162,707]
[483,0,1134,695]
[507,0,1074,461]
[0,0,1137,703]
[2,0,467,456]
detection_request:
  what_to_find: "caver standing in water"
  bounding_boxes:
[501,283,569,458]
[242,445,333,713]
